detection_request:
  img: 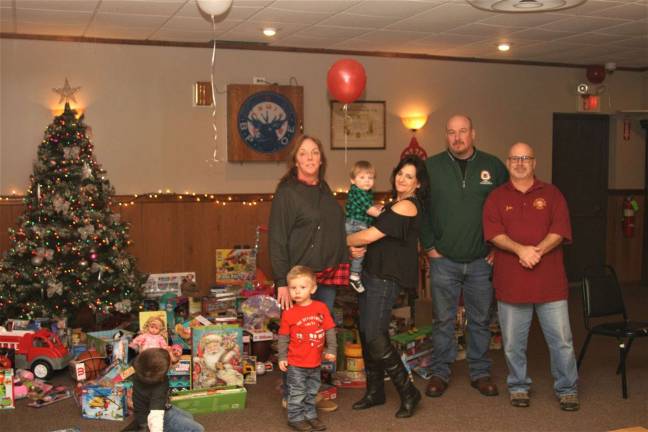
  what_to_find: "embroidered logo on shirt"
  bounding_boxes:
[533,198,547,210]
[505,205,513,212]
[480,170,493,185]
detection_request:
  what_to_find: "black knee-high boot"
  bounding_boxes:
[352,333,386,410]
[368,333,421,418]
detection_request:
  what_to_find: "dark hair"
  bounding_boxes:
[390,155,430,212]
[278,135,327,185]
[133,348,171,384]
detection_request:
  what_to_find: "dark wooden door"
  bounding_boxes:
[552,113,609,281]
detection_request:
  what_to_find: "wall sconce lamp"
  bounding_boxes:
[400,115,429,160]
[401,116,428,132]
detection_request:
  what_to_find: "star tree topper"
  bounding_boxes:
[53,78,81,104]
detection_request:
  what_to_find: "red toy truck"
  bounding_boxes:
[0,326,73,379]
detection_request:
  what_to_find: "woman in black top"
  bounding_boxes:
[346,155,430,419]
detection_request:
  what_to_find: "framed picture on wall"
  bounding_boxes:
[227,84,304,162]
[330,101,386,150]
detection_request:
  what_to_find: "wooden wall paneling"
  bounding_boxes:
[138,202,185,273]
[182,201,218,292]
[606,193,645,283]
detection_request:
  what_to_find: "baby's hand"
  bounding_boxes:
[367,205,384,217]
[324,353,336,362]
[279,360,288,372]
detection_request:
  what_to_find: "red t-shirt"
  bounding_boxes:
[278,300,335,368]
[483,179,572,304]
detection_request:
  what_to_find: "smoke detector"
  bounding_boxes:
[467,0,587,12]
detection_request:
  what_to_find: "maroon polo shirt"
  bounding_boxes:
[483,179,572,304]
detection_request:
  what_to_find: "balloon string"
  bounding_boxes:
[210,15,220,163]
[343,103,349,165]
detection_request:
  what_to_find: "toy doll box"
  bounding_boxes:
[170,386,247,414]
[0,369,15,410]
[80,383,128,421]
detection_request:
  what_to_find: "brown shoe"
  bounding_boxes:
[425,376,448,397]
[307,418,327,431]
[288,420,312,432]
[510,392,530,408]
[315,398,338,412]
[470,377,499,396]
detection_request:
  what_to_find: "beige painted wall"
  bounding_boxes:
[1,38,646,195]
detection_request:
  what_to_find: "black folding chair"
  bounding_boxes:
[578,265,648,398]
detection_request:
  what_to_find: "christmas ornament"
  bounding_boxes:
[52,78,81,105]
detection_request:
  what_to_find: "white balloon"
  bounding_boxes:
[197,0,233,17]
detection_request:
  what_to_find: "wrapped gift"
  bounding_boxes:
[0,369,15,410]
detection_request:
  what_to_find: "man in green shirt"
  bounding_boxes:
[421,114,508,399]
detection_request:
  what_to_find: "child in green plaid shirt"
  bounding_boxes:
[345,161,383,293]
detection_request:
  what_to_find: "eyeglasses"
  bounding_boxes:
[508,156,535,164]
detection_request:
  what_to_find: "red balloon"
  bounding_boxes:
[586,65,606,84]
[327,59,367,104]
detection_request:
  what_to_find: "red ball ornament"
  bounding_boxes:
[586,65,606,84]
[327,59,367,104]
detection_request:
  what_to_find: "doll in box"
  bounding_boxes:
[130,315,169,352]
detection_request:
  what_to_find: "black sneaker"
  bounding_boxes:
[349,277,365,293]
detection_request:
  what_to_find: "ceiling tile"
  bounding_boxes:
[610,35,648,48]
[0,21,15,32]
[600,20,648,36]
[93,12,168,27]
[15,8,92,25]
[588,2,648,19]
[555,0,627,15]
[217,20,307,42]
[162,15,241,32]
[84,25,157,39]
[270,1,359,14]
[539,16,628,33]
[98,0,185,16]
[354,29,429,44]
[14,0,99,12]
[318,12,396,29]
[556,32,635,45]
[509,28,576,42]
[16,21,87,36]
[446,23,520,37]
[342,0,436,18]
[294,25,370,39]
[387,3,492,33]
[248,7,329,25]
[1,7,13,22]
[274,34,340,49]
[478,12,565,27]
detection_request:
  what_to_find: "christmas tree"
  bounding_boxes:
[0,103,145,322]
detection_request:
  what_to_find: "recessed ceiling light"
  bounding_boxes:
[263,27,276,37]
[498,43,511,52]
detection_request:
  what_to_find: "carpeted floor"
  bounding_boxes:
[2,284,647,432]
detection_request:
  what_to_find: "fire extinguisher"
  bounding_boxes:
[622,196,637,238]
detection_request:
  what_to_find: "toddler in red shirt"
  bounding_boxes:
[278,265,337,432]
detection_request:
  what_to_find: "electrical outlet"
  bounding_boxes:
[253,76,266,84]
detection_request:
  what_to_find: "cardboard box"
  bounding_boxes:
[143,272,197,298]
[170,386,247,414]
[86,330,133,364]
[216,249,256,285]
[0,369,15,410]
[80,383,129,421]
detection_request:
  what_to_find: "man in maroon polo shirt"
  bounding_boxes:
[483,142,579,411]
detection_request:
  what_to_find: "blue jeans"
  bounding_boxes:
[286,365,320,423]
[430,256,493,381]
[498,300,578,397]
[346,219,368,274]
[164,406,204,432]
[358,271,400,342]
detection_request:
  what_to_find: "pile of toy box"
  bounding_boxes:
[0,320,76,412]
